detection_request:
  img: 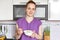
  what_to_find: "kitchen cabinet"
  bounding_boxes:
[33,0,48,5]
[0,0,13,20]
[13,0,48,5]
[48,0,60,20]
[49,21,60,40]
[41,21,60,40]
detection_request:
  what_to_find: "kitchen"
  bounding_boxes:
[0,0,60,40]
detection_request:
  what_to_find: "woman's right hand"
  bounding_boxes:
[17,28,23,35]
[15,28,23,40]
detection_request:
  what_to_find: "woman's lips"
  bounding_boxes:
[29,13,33,14]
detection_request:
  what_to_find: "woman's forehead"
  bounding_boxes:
[26,3,36,8]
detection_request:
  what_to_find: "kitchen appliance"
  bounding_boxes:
[0,25,3,36]
[13,5,48,20]
[0,25,7,37]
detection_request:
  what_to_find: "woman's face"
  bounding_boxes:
[26,3,36,17]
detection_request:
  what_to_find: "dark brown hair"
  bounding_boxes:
[25,1,36,8]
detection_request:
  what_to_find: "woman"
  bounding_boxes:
[15,1,43,40]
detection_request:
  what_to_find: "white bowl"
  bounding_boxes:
[24,30,33,36]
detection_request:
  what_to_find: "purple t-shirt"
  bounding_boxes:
[16,17,42,40]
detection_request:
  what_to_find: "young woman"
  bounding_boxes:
[15,1,43,40]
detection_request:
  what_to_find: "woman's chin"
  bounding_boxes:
[28,15,34,17]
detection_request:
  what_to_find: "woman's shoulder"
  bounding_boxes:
[34,18,42,25]
[34,18,41,22]
[16,17,25,22]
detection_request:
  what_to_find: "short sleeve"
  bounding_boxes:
[16,19,22,28]
[39,20,42,26]
[37,19,42,27]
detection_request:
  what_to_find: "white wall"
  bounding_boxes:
[0,0,13,20]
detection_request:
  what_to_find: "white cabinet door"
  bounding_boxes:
[13,0,29,4]
[0,0,13,20]
[39,0,48,4]
[50,22,60,40]
[13,0,48,5]
[48,0,60,20]
[33,0,48,5]
[5,25,16,39]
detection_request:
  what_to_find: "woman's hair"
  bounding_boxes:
[25,0,36,8]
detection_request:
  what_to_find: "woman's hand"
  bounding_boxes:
[17,28,23,35]
[30,30,36,38]
[14,28,23,40]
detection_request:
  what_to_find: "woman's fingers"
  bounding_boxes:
[30,30,36,38]
[31,33,35,38]
[17,28,23,35]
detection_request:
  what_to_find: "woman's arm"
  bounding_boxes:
[35,25,43,40]
[31,25,43,40]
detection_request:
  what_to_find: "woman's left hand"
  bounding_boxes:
[30,30,37,38]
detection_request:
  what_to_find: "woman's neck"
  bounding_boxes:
[25,15,34,23]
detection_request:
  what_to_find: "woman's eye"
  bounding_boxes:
[27,7,35,10]
[28,8,30,10]
[32,8,35,10]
